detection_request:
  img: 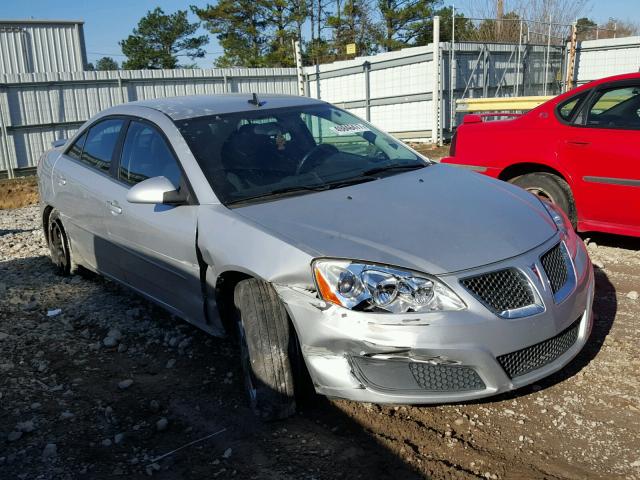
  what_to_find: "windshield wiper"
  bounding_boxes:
[226,176,384,206]
[361,163,427,177]
[226,184,331,206]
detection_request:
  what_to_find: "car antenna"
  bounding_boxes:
[248,93,264,107]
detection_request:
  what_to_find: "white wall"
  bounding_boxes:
[574,36,640,84]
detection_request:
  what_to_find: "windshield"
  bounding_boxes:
[175,104,428,206]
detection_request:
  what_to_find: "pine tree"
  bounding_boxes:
[120,8,208,69]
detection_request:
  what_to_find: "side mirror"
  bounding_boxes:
[126,176,185,205]
[463,114,483,125]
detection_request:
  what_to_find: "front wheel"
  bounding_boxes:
[510,172,577,228]
[234,279,301,420]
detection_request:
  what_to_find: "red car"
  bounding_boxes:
[442,73,640,238]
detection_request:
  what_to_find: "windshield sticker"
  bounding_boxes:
[330,124,370,136]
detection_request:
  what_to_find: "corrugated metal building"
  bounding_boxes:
[0,19,87,75]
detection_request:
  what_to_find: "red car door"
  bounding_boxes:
[558,82,640,235]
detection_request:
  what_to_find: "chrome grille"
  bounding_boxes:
[497,319,580,378]
[461,268,536,315]
[541,243,569,294]
[408,363,485,391]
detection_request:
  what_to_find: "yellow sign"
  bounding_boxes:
[346,43,356,55]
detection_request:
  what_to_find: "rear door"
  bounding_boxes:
[558,83,640,233]
[104,119,204,326]
[51,118,126,277]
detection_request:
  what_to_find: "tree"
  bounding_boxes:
[120,8,208,69]
[195,0,308,67]
[326,0,380,59]
[576,17,597,40]
[264,0,308,66]
[473,11,522,43]
[95,57,119,71]
[414,6,475,45]
[376,0,437,51]
[598,18,640,39]
[466,0,590,43]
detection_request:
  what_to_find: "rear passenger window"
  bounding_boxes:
[119,121,182,187]
[67,132,87,160]
[81,119,124,172]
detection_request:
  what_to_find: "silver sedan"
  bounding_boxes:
[38,94,594,420]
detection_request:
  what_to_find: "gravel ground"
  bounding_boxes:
[1,205,639,479]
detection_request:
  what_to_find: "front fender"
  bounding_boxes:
[196,204,316,289]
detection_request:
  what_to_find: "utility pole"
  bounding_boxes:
[565,22,578,92]
[497,0,504,38]
[293,40,305,96]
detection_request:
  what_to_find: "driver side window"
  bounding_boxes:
[119,121,182,188]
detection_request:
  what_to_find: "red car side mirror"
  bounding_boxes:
[463,114,483,124]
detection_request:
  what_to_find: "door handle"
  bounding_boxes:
[107,200,122,215]
[567,140,590,147]
[55,174,66,186]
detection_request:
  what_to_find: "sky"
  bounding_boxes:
[2,0,639,68]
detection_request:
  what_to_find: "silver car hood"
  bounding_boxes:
[233,164,557,275]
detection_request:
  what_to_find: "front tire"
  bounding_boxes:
[510,172,577,228]
[234,279,299,420]
[47,209,72,276]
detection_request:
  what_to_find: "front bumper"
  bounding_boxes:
[276,234,594,404]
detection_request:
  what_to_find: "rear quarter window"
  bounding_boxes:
[66,132,87,161]
[557,92,588,123]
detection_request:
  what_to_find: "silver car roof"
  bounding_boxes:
[124,94,327,121]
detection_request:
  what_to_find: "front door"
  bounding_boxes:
[104,119,204,326]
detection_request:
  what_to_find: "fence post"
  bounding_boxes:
[482,47,489,98]
[449,6,456,132]
[544,20,552,96]
[0,85,14,179]
[432,15,440,145]
[515,19,523,96]
[363,61,371,121]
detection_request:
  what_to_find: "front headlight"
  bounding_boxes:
[312,260,465,313]
[540,199,578,258]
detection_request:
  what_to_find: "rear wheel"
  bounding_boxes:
[234,278,302,420]
[510,172,577,228]
[47,210,71,276]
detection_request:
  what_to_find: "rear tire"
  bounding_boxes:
[47,210,72,276]
[510,172,577,228]
[234,279,300,420]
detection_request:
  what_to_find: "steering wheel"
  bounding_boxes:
[296,144,338,175]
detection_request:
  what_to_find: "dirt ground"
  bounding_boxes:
[0,178,39,210]
[1,202,639,479]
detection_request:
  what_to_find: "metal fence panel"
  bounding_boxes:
[0,68,297,176]
[305,41,567,139]
[575,36,640,84]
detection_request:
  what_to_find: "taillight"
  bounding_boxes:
[449,131,457,156]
